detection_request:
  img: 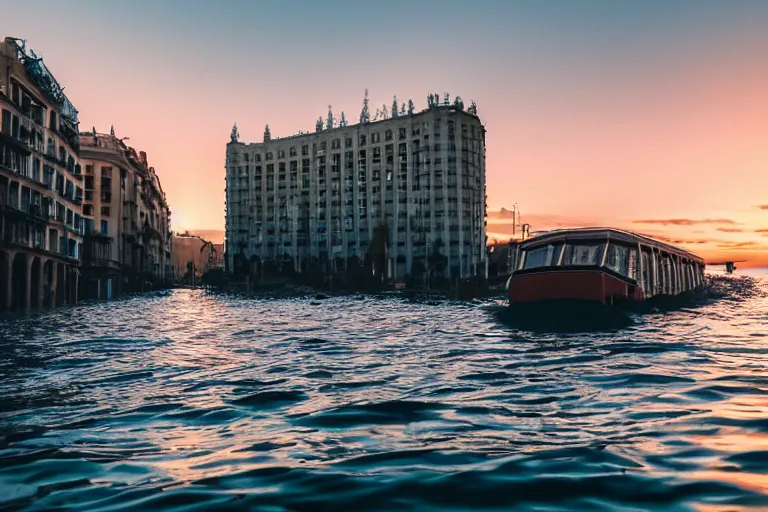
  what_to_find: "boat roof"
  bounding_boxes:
[520,227,705,263]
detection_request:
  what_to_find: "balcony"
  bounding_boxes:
[85,257,121,271]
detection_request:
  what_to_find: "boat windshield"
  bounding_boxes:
[562,243,603,266]
[521,243,561,269]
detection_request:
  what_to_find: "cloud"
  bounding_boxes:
[755,228,768,233]
[632,218,739,226]
[759,205,768,210]
[715,240,763,249]
[716,227,744,233]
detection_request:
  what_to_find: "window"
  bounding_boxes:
[302,145,309,156]
[290,147,297,157]
[83,204,94,216]
[562,243,603,266]
[101,220,108,234]
[278,149,285,158]
[605,243,638,279]
[359,134,367,146]
[345,137,353,148]
[101,166,112,178]
[1,109,10,135]
[85,165,94,175]
[398,128,406,139]
[332,139,341,150]
[101,206,111,216]
[372,132,380,144]
[385,129,393,141]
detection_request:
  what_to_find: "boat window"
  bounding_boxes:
[562,243,603,266]
[522,243,560,269]
[604,243,638,279]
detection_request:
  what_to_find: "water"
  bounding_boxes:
[1,271,767,511]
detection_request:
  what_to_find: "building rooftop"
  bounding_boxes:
[229,91,480,146]
[4,37,79,123]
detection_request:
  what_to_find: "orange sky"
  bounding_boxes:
[5,2,767,267]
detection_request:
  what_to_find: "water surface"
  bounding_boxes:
[1,271,767,511]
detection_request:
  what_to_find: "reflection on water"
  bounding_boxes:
[1,272,767,511]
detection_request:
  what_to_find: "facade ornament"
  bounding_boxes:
[408,99,415,115]
[110,124,115,137]
[359,89,370,124]
[454,96,464,110]
[327,105,334,129]
[391,96,399,118]
[381,104,388,119]
[340,111,347,127]
[263,124,271,142]
[316,117,323,132]
[444,92,449,105]
[468,100,477,115]
[400,102,406,116]
[427,92,432,107]
[230,123,240,143]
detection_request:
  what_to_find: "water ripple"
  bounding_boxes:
[0,271,767,511]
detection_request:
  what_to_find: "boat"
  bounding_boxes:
[506,227,705,307]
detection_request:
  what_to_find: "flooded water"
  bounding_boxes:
[1,270,767,511]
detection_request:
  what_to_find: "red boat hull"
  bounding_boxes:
[508,269,644,305]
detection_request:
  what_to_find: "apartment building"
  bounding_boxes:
[225,93,487,282]
[0,37,84,310]
[79,129,173,298]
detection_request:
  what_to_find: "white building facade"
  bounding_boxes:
[225,96,487,282]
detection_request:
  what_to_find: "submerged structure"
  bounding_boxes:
[225,91,487,284]
[0,37,83,309]
[0,36,174,309]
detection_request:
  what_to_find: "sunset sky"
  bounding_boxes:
[5,0,768,266]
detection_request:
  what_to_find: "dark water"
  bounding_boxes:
[1,271,767,511]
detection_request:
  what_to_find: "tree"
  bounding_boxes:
[360,89,370,124]
[200,240,217,270]
[368,221,390,283]
[428,238,448,283]
[185,260,196,283]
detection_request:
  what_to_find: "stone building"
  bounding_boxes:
[172,233,222,282]
[0,37,84,310]
[225,92,487,283]
[78,129,173,298]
